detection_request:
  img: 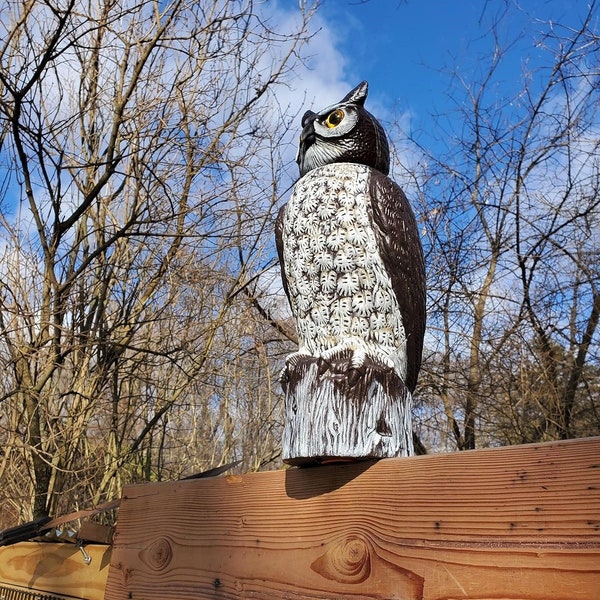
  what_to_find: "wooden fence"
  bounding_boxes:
[2,437,599,599]
[0,541,110,600]
[104,437,600,599]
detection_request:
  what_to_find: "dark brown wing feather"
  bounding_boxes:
[368,169,426,393]
[275,204,291,306]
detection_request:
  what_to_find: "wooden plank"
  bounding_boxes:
[0,542,111,600]
[105,437,600,600]
[78,522,115,545]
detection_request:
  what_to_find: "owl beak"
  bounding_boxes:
[295,124,316,167]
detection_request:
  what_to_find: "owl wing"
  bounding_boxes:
[275,204,291,306]
[368,169,426,393]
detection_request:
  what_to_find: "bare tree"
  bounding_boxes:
[405,2,600,451]
[0,0,314,523]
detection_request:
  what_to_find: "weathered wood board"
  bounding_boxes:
[105,437,600,600]
[0,542,111,600]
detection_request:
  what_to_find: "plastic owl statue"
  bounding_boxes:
[276,82,426,464]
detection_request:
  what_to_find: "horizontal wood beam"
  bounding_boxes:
[0,542,111,600]
[105,437,600,600]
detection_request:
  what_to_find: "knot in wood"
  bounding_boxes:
[142,536,173,571]
[340,535,370,575]
[311,534,372,584]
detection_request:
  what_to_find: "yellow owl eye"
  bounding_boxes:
[324,109,344,128]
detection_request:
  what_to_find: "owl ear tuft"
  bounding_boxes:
[341,81,368,106]
[302,110,317,127]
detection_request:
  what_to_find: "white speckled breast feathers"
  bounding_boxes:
[280,162,408,382]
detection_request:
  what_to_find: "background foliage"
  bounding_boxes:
[0,0,598,525]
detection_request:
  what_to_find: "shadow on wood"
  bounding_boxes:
[0,542,111,600]
[284,458,375,499]
[104,437,600,600]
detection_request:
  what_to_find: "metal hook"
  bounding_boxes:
[77,540,92,565]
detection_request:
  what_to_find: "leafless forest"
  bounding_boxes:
[0,0,598,526]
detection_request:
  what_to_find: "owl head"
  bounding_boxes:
[295,81,390,178]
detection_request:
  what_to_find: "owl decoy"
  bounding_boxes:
[276,81,426,394]
[296,81,390,177]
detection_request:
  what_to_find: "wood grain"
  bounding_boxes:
[0,542,111,600]
[105,437,600,600]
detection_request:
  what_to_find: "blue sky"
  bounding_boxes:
[277,0,596,156]
[2,0,595,223]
